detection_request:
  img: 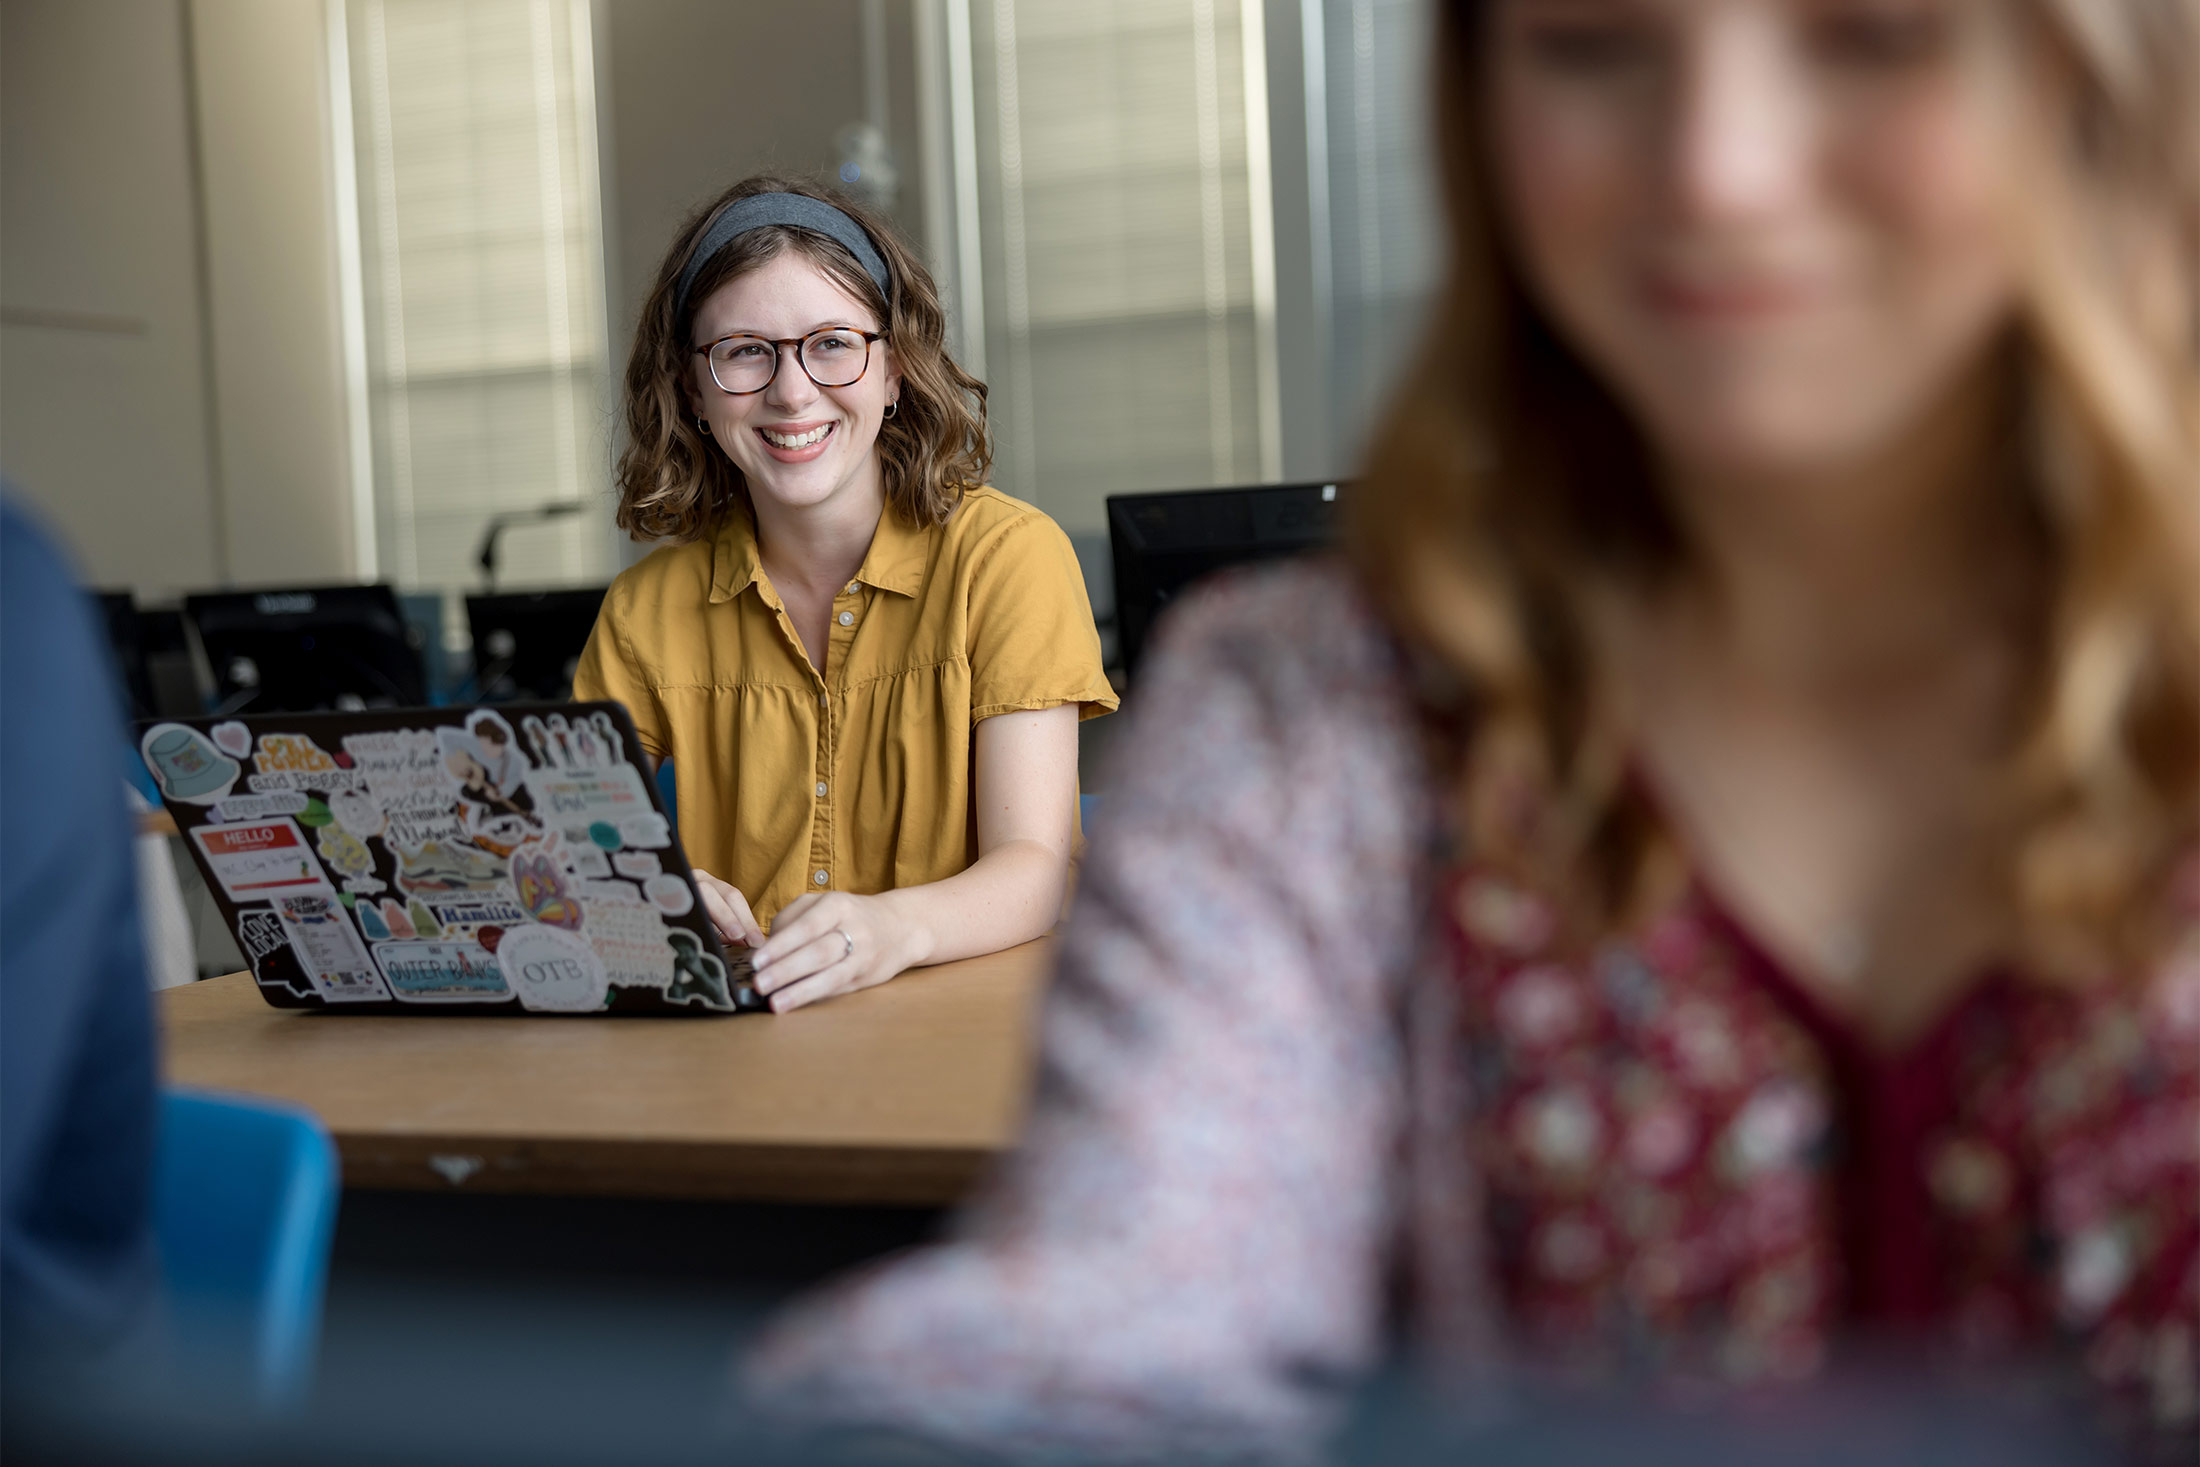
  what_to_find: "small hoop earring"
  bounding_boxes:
[696,415,712,436]
[881,401,898,420]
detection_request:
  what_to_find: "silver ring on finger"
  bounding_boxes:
[835,926,854,961]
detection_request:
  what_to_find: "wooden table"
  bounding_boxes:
[160,940,1053,1206]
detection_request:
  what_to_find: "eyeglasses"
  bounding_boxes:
[694,328,887,395]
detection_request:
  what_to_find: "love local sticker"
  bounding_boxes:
[494,923,609,1013]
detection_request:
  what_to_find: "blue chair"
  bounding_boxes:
[155,1088,339,1411]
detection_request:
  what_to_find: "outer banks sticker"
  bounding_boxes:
[141,723,240,806]
[372,939,509,1004]
[613,852,662,880]
[497,923,609,1012]
[274,892,389,1002]
[192,818,333,902]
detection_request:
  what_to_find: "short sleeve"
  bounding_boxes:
[965,510,1118,724]
[572,588,670,760]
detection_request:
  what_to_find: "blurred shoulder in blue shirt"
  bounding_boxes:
[0,497,159,1381]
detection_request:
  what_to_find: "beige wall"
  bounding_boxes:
[2,0,932,594]
[0,0,223,593]
[600,0,928,349]
[0,0,354,597]
[189,0,357,588]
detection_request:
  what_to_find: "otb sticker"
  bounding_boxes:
[274,891,389,1003]
[496,924,609,1013]
[191,818,332,902]
[612,852,662,880]
[141,723,241,806]
[371,939,509,1004]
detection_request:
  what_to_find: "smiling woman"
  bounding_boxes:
[743,0,2198,1456]
[573,176,1115,1012]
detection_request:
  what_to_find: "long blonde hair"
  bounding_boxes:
[1348,0,2200,975]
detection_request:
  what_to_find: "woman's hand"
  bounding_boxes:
[751,891,922,1013]
[692,868,766,949]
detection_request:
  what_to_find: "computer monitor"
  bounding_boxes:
[464,588,608,702]
[95,591,159,721]
[184,584,427,713]
[1106,482,1343,678]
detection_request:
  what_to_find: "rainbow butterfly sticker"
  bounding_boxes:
[510,842,585,931]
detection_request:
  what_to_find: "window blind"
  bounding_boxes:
[968,0,1273,533]
[341,0,613,591]
[1321,0,1441,455]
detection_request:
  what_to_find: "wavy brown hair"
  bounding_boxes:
[1350,0,2200,977]
[615,174,991,541]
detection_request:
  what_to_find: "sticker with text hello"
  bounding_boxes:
[191,818,332,902]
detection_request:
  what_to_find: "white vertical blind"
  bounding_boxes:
[342,0,613,591]
[1321,0,1440,454]
[968,0,1274,532]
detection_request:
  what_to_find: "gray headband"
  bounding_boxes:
[673,193,893,327]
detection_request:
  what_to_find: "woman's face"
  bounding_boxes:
[688,249,900,519]
[1486,0,2028,484]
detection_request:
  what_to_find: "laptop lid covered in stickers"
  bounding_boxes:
[139,703,764,1015]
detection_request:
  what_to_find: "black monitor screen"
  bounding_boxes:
[465,588,608,703]
[185,585,426,713]
[95,591,159,721]
[1106,482,1343,678]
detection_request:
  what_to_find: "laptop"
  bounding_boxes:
[139,703,764,1015]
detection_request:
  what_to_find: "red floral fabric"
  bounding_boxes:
[750,562,2196,1461]
[1448,866,2200,1435]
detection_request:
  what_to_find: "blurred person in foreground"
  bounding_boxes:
[746,0,2199,1457]
[575,174,1113,1013]
[0,500,160,1398]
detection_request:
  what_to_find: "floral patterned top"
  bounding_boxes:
[747,561,2199,1461]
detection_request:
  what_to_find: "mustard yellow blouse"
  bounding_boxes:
[573,486,1116,928]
